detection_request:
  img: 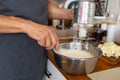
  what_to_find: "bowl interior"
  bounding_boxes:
[54,43,102,59]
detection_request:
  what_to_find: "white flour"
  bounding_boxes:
[59,49,94,58]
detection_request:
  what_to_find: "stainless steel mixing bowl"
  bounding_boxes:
[52,43,102,75]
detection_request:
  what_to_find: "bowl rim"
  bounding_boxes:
[52,43,102,60]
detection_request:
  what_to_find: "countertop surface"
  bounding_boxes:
[48,50,120,80]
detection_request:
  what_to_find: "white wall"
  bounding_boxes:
[107,0,120,14]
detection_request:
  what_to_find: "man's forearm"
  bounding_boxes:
[0,13,59,50]
[0,15,31,33]
[48,1,73,20]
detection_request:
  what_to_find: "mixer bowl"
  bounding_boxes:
[52,43,102,75]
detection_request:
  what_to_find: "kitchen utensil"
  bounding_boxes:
[52,43,102,75]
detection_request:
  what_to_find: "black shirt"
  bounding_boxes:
[0,0,48,80]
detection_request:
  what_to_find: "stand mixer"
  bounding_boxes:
[71,0,96,49]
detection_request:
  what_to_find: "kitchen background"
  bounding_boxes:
[52,0,120,14]
[43,1,120,80]
[50,0,120,40]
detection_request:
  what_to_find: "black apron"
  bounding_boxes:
[0,0,48,80]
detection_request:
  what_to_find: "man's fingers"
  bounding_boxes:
[46,27,59,50]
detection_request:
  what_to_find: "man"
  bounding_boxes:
[0,0,73,80]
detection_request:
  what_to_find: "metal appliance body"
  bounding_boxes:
[77,0,95,24]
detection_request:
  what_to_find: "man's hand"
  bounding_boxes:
[21,21,59,50]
